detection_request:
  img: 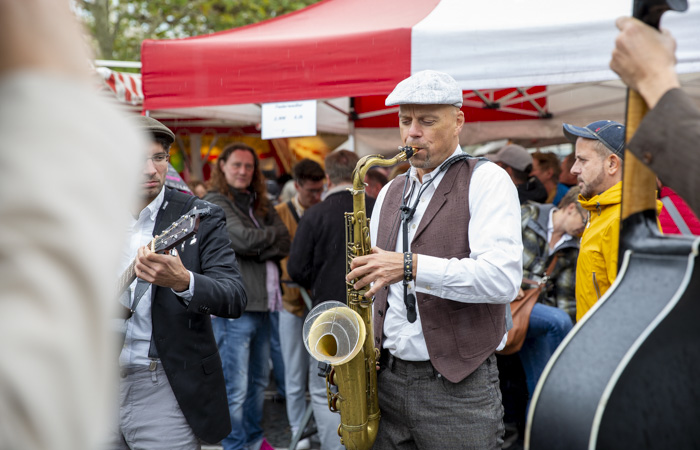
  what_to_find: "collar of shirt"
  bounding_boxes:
[134,187,165,225]
[324,182,352,198]
[292,194,307,218]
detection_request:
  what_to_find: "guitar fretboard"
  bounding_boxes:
[114,206,204,300]
[117,261,137,299]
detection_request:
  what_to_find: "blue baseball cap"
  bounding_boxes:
[563,120,626,159]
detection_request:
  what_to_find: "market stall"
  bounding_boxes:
[141,0,700,154]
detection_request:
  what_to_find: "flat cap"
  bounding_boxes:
[487,144,532,172]
[133,115,175,146]
[385,70,462,108]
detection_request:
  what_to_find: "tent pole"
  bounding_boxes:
[349,97,357,153]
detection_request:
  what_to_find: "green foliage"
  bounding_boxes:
[77,0,321,62]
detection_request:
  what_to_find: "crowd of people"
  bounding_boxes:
[3,2,700,450]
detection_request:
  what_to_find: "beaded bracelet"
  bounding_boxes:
[403,252,414,282]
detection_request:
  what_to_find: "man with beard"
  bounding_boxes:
[346,70,522,450]
[563,120,625,321]
[113,116,247,450]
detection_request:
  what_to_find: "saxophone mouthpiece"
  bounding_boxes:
[398,145,416,159]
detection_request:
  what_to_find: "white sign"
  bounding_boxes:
[261,100,317,140]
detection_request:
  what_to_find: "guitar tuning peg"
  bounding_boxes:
[189,236,197,246]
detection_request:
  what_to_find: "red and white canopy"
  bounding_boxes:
[97,67,143,106]
[141,0,700,152]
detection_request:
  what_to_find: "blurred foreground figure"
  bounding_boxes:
[0,1,144,450]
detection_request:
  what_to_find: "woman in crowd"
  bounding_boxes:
[205,143,290,450]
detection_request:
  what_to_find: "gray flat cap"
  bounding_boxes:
[385,70,463,108]
[132,115,175,146]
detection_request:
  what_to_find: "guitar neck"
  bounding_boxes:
[114,206,204,299]
[117,260,137,297]
[621,90,657,220]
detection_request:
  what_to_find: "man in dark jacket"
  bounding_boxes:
[288,150,375,308]
[113,116,247,450]
[287,149,374,450]
[611,16,700,216]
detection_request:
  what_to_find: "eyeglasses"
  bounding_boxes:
[578,209,588,226]
[147,153,170,165]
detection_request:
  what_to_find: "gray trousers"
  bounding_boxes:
[373,354,504,450]
[108,364,200,450]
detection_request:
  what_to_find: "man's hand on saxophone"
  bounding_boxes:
[346,247,417,298]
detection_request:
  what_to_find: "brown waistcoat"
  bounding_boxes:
[373,158,506,383]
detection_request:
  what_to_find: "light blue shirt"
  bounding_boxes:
[118,188,194,368]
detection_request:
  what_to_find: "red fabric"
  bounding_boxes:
[354,87,547,128]
[659,187,700,235]
[142,0,440,110]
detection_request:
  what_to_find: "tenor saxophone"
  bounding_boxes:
[303,146,415,450]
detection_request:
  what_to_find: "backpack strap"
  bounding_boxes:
[286,200,301,224]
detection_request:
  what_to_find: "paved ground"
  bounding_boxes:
[203,378,321,450]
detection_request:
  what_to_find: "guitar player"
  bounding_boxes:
[111,116,247,450]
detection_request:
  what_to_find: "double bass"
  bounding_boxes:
[526,1,700,448]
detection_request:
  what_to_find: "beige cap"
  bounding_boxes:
[487,144,532,172]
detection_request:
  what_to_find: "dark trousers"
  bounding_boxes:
[373,353,504,450]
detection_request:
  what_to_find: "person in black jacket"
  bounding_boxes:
[112,116,247,450]
[287,149,374,450]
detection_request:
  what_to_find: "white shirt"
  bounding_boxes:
[370,147,523,361]
[119,188,195,367]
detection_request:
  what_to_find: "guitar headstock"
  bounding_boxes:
[152,207,208,254]
[633,0,687,28]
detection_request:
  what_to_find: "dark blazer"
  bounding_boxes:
[287,189,374,307]
[150,188,247,443]
[629,88,700,216]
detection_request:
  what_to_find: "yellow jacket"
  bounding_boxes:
[575,182,622,321]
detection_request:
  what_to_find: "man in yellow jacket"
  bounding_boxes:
[563,120,625,321]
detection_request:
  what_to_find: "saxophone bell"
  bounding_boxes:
[303,300,365,366]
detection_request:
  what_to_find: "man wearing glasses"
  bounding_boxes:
[112,116,247,450]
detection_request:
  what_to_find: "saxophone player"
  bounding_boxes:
[346,70,523,450]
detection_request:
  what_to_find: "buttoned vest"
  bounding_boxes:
[373,158,506,383]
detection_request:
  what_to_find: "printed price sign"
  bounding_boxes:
[261,100,317,139]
